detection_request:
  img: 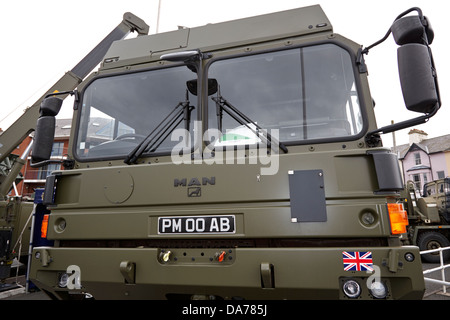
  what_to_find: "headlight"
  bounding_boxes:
[369,281,388,299]
[404,252,415,262]
[342,279,361,299]
[58,273,69,288]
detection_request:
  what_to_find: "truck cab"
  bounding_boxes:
[28,5,440,300]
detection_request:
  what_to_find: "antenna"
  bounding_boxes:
[156,0,162,33]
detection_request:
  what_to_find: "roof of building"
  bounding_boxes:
[394,133,450,159]
[55,118,72,137]
[55,117,115,139]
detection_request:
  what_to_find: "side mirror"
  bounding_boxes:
[398,43,438,113]
[393,14,439,114]
[39,96,63,117]
[187,78,218,96]
[32,116,56,163]
[363,7,441,146]
[391,15,434,45]
[31,97,63,164]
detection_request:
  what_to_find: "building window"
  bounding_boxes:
[423,173,428,184]
[413,174,421,190]
[437,171,445,179]
[51,142,64,157]
[414,153,421,165]
[37,164,60,180]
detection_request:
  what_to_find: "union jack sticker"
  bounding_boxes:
[343,251,374,272]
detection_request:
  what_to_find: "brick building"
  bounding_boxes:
[6,119,71,198]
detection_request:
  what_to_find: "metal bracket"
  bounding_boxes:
[260,262,275,289]
[120,261,136,284]
[122,12,150,36]
[381,250,403,273]
[37,249,52,267]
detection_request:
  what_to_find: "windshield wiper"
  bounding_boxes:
[124,91,194,164]
[212,89,288,154]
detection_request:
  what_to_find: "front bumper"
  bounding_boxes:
[29,245,425,300]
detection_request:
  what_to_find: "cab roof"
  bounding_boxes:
[101,5,332,70]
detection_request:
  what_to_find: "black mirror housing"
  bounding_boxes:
[392,15,434,45]
[187,78,218,96]
[40,96,63,117]
[32,116,56,163]
[30,96,64,165]
[398,43,438,113]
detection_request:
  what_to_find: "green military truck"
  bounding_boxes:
[23,5,441,299]
[403,178,450,263]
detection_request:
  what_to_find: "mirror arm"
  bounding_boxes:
[29,158,64,168]
[44,90,77,100]
[360,7,424,57]
[29,157,74,169]
[365,103,440,146]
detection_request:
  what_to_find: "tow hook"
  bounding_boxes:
[120,261,136,284]
[35,249,52,267]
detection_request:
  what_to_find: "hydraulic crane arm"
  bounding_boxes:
[0,12,149,198]
[0,12,149,163]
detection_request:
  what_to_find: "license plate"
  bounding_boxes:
[158,215,235,234]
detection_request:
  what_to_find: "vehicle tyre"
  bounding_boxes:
[417,231,450,263]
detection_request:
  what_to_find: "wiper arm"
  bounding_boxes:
[212,93,288,154]
[124,92,194,164]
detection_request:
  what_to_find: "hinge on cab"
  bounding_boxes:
[356,48,368,73]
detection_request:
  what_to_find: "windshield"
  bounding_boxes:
[207,44,364,145]
[75,66,196,160]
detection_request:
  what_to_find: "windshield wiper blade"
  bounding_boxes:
[124,94,194,164]
[212,94,288,154]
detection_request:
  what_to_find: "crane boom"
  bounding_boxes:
[0,12,149,198]
[0,12,149,163]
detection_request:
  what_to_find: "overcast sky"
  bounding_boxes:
[1,0,448,148]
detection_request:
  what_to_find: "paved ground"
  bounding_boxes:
[2,263,449,300]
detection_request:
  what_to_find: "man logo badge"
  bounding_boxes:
[188,187,201,197]
[174,177,215,198]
